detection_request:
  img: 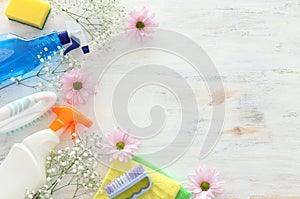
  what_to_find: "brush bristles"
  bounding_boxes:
[105,165,145,195]
[3,110,51,136]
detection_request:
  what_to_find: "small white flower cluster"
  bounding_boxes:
[34,49,81,91]
[81,132,102,155]
[49,0,125,48]
[24,138,101,199]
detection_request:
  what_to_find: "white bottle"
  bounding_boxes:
[0,104,93,198]
[0,129,60,199]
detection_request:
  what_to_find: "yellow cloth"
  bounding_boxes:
[94,159,181,199]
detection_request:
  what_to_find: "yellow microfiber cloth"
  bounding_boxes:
[132,156,192,199]
[5,0,50,29]
[94,159,182,199]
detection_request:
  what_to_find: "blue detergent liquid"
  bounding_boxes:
[0,33,62,83]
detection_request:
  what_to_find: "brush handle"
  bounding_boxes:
[129,175,152,199]
[107,173,153,199]
[0,91,57,134]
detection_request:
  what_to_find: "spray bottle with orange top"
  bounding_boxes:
[0,105,93,199]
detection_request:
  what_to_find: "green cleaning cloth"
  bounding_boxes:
[133,156,192,199]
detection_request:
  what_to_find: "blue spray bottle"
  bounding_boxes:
[0,21,90,84]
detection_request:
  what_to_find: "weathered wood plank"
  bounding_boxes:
[0,0,300,198]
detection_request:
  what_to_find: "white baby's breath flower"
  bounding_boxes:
[75,139,81,144]
[25,136,102,199]
[49,0,125,48]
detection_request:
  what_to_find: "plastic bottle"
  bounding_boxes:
[0,21,90,83]
[0,129,60,198]
[0,106,93,199]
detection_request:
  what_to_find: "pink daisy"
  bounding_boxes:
[60,68,96,104]
[123,7,159,41]
[187,167,224,199]
[102,128,140,163]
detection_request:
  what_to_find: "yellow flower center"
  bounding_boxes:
[136,21,145,29]
[73,81,82,90]
[200,181,210,191]
[116,142,125,150]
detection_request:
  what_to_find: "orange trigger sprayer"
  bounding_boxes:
[49,106,93,139]
[0,105,93,199]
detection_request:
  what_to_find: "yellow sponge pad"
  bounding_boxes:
[5,0,50,29]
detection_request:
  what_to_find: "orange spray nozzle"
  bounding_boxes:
[49,106,93,138]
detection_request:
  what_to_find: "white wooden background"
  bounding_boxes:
[1,0,300,198]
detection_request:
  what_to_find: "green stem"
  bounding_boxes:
[62,10,94,40]
[51,61,63,73]
[63,9,84,18]
[53,172,78,192]
[50,170,65,194]
[72,178,80,199]
[17,82,36,89]
[37,74,50,82]
[74,191,90,198]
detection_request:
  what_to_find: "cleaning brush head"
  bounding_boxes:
[0,92,57,135]
[105,164,152,199]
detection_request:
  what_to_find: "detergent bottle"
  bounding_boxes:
[0,106,93,199]
[0,21,90,83]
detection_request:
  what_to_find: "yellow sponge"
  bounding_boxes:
[5,0,50,29]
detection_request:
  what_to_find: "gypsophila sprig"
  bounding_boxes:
[49,0,125,48]
[81,133,103,161]
[25,138,101,199]
[33,50,81,91]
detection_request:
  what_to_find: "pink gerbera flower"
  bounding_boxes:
[102,128,140,163]
[60,68,96,104]
[187,167,224,199]
[123,7,159,41]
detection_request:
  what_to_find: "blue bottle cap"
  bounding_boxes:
[82,45,90,54]
[58,31,71,45]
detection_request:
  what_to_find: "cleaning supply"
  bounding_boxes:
[0,105,93,199]
[133,156,192,199]
[50,105,93,139]
[5,0,51,29]
[94,157,191,199]
[105,164,152,199]
[0,21,90,84]
[0,91,57,135]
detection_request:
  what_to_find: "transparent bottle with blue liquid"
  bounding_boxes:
[0,21,90,86]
